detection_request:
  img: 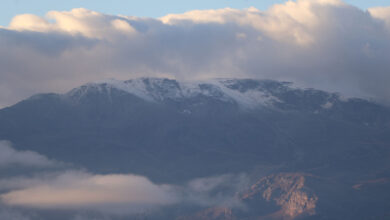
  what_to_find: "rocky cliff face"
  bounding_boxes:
[179,173,318,220]
[242,173,317,220]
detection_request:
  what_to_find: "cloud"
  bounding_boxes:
[184,174,249,207]
[9,8,136,39]
[1,171,178,214]
[1,0,390,108]
[0,141,58,168]
[369,6,390,22]
[0,171,248,215]
[160,0,344,45]
[0,141,247,216]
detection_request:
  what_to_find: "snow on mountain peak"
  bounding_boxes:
[67,78,285,108]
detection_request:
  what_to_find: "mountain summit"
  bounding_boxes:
[66,78,287,108]
[1,78,390,219]
[63,77,351,111]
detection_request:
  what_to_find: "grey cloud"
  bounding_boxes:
[1,1,390,108]
[0,141,59,168]
[0,28,97,56]
[183,174,250,207]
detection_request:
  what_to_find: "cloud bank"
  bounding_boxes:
[0,171,247,215]
[0,141,247,216]
[1,171,178,214]
[0,141,58,168]
[1,0,390,108]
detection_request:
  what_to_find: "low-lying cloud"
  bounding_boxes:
[1,171,178,214]
[0,171,248,215]
[0,141,248,215]
[1,0,390,107]
[0,141,58,168]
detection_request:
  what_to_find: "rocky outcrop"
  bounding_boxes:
[179,173,318,220]
[242,173,318,219]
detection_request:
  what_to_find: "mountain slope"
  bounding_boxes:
[1,78,389,181]
[0,78,390,219]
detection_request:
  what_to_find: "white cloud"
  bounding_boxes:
[9,14,51,32]
[368,6,390,29]
[1,171,178,214]
[1,0,390,108]
[0,171,248,215]
[9,8,137,39]
[0,141,58,168]
[0,141,247,215]
[159,0,343,45]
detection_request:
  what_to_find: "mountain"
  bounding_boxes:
[1,78,390,219]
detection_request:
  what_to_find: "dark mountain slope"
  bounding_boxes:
[0,78,389,184]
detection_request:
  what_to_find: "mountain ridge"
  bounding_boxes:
[23,77,361,112]
[1,77,390,219]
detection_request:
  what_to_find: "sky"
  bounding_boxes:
[1,0,390,108]
[1,0,390,26]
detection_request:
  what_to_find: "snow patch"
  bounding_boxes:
[67,78,285,108]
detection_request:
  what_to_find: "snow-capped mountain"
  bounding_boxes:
[66,78,282,107]
[1,78,390,220]
[64,77,350,112]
